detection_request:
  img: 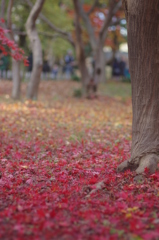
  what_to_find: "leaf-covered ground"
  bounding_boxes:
[0,81,159,240]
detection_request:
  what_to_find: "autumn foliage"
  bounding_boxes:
[0,20,28,66]
[0,81,159,239]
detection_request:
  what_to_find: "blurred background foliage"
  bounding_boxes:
[9,0,127,58]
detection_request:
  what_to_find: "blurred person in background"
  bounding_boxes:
[52,63,59,79]
[43,58,51,79]
[64,50,74,79]
[119,55,126,77]
[112,57,121,79]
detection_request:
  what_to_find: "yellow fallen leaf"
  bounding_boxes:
[21,165,28,169]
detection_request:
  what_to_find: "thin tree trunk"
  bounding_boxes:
[73,0,90,96]
[11,59,21,99]
[94,44,106,85]
[10,56,21,99]
[26,0,45,100]
[77,46,90,95]
[117,0,159,175]
[6,0,21,99]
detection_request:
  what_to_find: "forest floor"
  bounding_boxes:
[0,80,159,240]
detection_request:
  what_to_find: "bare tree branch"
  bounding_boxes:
[25,0,75,47]
[79,0,122,49]
[39,14,75,47]
[26,0,45,30]
[87,0,98,15]
[13,29,61,39]
[78,0,97,51]
[100,0,122,44]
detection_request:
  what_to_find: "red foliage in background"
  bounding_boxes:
[67,4,125,47]
[0,19,28,66]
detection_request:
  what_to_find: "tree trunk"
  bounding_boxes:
[11,59,21,99]
[26,0,45,100]
[94,44,106,85]
[26,48,42,100]
[117,0,159,175]
[77,47,90,95]
[73,0,90,96]
[5,0,22,100]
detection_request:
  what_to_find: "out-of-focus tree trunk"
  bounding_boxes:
[25,0,45,100]
[6,0,22,100]
[94,43,106,85]
[117,0,159,175]
[73,0,89,96]
[78,0,122,95]
[11,59,21,99]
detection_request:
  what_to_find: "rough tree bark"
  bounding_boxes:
[78,0,122,94]
[73,0,90,96]
[26,0,45,100]
[117,0,159,175]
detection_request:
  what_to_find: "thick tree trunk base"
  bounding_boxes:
[117,1,159,177]
[117,154,159,175]
[86,153,159,197]
[86,80,98,99]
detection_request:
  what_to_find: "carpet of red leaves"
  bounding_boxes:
[0,81,159,240]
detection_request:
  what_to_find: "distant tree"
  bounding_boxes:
[118,0,159,175]
[72,0,89,96]
[26,0,91,96]
[1,0,21,99]
[25,0,45,100]
[25,0,123,97]
[78,0,122,95]
[0,0,28,100]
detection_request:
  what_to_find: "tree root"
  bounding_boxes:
[117,159,138,172]
[117,153,159,175]
[85,180,105,198]
[133,174,145,183]
[86,154,159,198]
